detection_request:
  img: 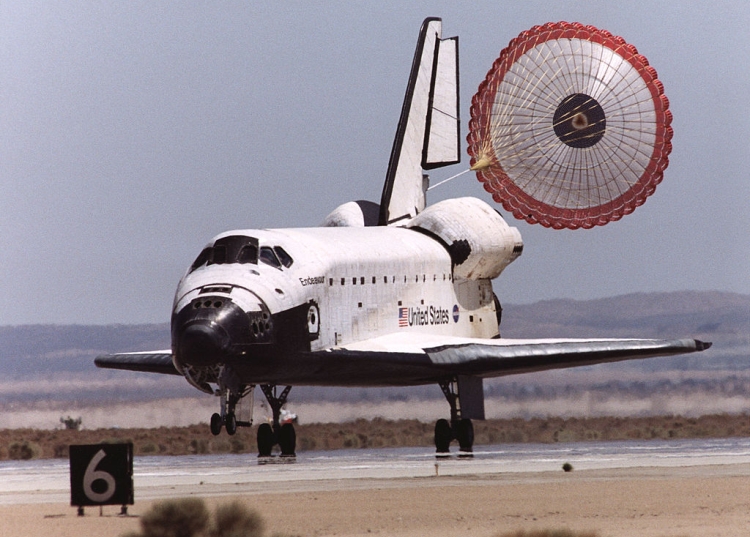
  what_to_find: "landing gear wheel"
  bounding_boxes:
[434,419,452,454]
[210,413,223,436]
[212,375,255,438]
[278,423,296,457]
[455,419,474,453]
[257,423,274,457]
[225,413,237,436]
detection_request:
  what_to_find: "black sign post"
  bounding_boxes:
[70,443,133,515]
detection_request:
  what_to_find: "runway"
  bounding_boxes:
[3,437,750,506]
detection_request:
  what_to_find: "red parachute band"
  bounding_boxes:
[467,22,673,229]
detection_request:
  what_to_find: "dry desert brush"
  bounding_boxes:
[123,498,266,537]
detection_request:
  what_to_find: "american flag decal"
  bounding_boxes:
[398,307,409,327]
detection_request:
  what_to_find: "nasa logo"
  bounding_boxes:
[452,304,459,323]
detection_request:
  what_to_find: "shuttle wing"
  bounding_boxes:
[327,333,710,379]
[95,350,179,375]
[94,336,711,381]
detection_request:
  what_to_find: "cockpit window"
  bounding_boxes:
[190,247,212,272]
[238,244,258,264]
[210,245,227,265]
[274,246,293,268]
[187,236,293,274]
[260,246,281,269]
[188,235,259,274]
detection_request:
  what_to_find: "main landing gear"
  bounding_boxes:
[434,378,475,456]
[256,385,296,457]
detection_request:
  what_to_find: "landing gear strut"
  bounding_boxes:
[210,367,253,436]
[257,384,296,457]
[435,378,474,455]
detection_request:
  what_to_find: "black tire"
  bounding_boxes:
[278,423,296,456]
[210,413,223,436]
[455,419,474,452]
[257,423,274,457]
[434,418,452,453]
[225,413,237,436]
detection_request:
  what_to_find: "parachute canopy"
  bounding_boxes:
[468,22,673,229]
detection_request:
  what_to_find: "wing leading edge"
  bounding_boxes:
[328,334,711,379]
[95,351,178,376]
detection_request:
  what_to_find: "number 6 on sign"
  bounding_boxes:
[70,443,133,508]
[82,449,116,502]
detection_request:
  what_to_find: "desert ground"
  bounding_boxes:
[3,463,749,537]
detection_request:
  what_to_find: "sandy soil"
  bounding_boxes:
[3,465,749,537]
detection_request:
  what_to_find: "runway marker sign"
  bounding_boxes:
[69,443,133,509]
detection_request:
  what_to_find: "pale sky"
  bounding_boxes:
[1,1,748,325]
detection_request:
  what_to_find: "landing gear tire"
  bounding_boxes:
[210,413,223,436]
[225,413,237,436]
[434,419,452,454]
[279,423,296,457]
[257,423,274,457]
[455,418,474,453]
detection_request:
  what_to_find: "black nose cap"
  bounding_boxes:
[179,322,229,367]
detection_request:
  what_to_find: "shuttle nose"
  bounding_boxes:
[179,322,229,366]
[172,296,261,369]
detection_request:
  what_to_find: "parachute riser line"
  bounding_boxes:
[427,168,472,191]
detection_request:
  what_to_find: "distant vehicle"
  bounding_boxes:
[96,18,710,457]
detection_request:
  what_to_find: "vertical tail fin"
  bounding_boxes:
[379,18,460,226]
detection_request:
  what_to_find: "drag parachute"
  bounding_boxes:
[467,22,673,229]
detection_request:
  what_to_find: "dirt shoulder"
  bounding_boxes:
[4,465,750,537]
[1,414,749,460]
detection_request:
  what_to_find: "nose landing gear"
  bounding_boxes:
[209,367,254,436]
[210,386,254,435]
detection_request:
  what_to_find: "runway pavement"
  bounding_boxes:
[3,437,750,506]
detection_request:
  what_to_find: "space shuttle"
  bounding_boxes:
[96,18,710,457]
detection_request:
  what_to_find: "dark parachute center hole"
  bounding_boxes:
[552,93,606,148]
